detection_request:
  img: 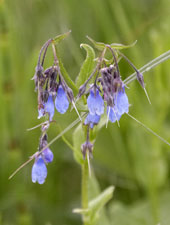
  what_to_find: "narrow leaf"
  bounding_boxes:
[53,30,71,45]
[76,44,95,87]
[88,186,114,224]
[87,35,137,51]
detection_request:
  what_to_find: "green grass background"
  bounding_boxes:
[1,0,170,224]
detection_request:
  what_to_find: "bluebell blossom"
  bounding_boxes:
[87,89,104,116]
[115,88,129,115]
[84,113,100,129]
[45,94,55,121]
[43,148,53,163]
[32,156,47,184]
[55,85,69,114]
[107,88,129,123]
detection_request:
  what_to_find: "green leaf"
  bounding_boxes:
[55,47,78,93]
[53,30,71,45]
[87,35,137,51]
[76,44,95,87]
[73,184,114,225]
[88,186,114,225]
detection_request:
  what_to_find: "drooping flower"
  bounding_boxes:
[115,87,129,115]
[31,156,47,184]
[55,85,69,114]
[107,106,121,123]
[84,113,100,129]
[107,87,129,123]
[42,148,53,163]
[87,89,104,116]
[45,94,55,121]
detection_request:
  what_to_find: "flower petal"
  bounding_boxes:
[45,94,55,121]
[84,113,100,128]
[87,89,104,116]
[115,88,129,115]
[43,148,54,163]
[55,86,69,114]
[31,157,47,184]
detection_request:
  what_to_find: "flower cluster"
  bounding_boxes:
[32,133,53,184]
[34,65,72,121]
[31,39,76,184]
[30,37,148,183]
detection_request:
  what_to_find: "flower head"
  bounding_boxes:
[31,156,47,184]
[107,87,129,123]
[55,85,69,114]
[87,89,104,116]
[84,113,100,129]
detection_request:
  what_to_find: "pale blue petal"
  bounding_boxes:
[84,113,100,128]
[107,106,121,123]
[43,148,54,163]
[45,94,55,121]
[87,90,104,116]
[115,89,129,115]
[31,157,47,184]
[55,86,69,114]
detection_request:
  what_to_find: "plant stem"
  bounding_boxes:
[81,158,89,225]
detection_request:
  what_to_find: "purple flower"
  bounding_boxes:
[32,156,47,184]
[45,94,55,121]
[87,89,104,116]
[107,88,129,123]
[55,85,69,114]
[84,113,100,128]
[43,148,53,163]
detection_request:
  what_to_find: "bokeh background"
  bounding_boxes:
[1,0,170,224]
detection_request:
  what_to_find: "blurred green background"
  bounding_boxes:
[1,0,170,224]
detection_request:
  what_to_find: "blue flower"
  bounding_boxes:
[45,94,55,121]
[87,89,104,116]
[55,85,69,114]
[107,88,129,123]
[116,88,129,115]
[32,156,47,184]
[84,113,100,128]
[38,107,45,119]
[43,148,53,163]
[107,106,121,123]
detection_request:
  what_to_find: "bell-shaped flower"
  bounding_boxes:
[42,148,53,163]
[107,88,129,123]
[107,106,121,123]
[31,156,47,184]
[55,85,69,114]
[45,94,55,121]
[84,113,100,129]
[116,88,129,115]
[87,89,104,116]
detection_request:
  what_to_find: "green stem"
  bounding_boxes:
[81,158,89,225]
